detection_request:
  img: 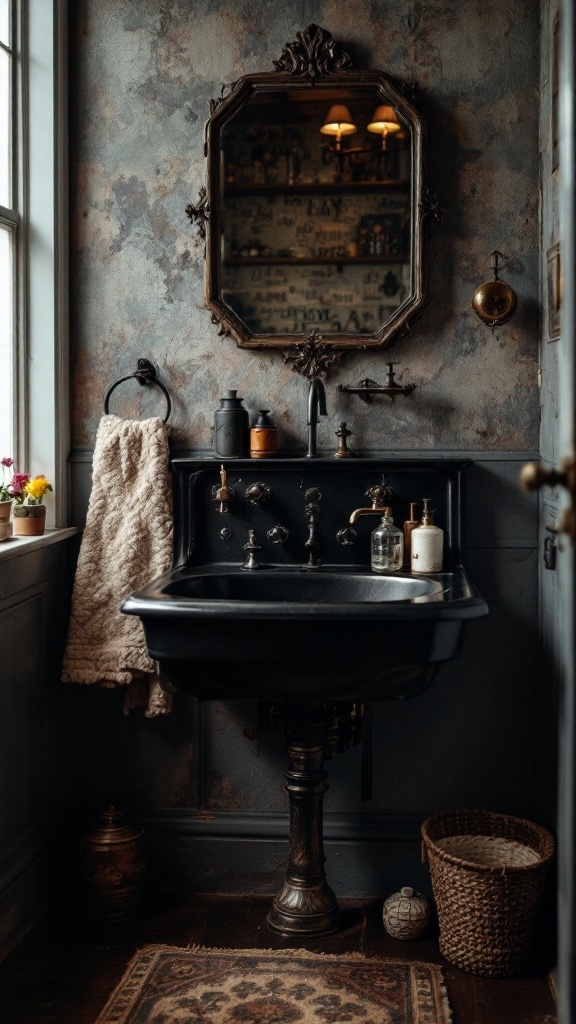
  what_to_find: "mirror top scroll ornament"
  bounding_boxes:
[187,25,441,379]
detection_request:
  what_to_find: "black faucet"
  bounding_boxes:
[306,376,327,457]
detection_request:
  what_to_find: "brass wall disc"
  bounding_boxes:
[472,279,517,326]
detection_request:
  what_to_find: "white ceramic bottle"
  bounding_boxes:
[371,507,404,572]
[410,498,443,573]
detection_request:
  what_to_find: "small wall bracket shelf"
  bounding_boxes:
[338,363,416,403]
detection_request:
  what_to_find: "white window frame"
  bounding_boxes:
[3,0,68,529]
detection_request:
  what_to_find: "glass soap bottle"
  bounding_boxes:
[371,507,404,573]
[410,498,444,573]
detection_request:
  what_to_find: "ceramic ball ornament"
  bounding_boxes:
[382,886,431,940]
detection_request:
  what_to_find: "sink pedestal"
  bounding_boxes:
[267,703,358,937]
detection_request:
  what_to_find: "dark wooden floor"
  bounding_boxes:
[0,894,556,1023]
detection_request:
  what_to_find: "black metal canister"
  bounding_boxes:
[214,390,249,458]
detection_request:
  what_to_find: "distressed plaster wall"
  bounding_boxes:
[69,0,539,451]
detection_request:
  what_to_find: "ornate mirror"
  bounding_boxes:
[188,25,434,379]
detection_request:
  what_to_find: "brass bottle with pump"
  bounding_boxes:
[403,502,419,567]
[410,499,444,573]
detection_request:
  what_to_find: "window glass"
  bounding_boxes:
[0,226,13,456]
[0,45,10,207]
[0,1,9,48]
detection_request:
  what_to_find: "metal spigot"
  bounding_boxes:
[242,529,262,570]
[349,503,392,526]
[306,376,327,458]
[349,483,392,524]
[303,502,321,568]
[213,464,234,514]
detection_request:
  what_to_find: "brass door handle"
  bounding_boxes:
[520,456,576,544]
[519,461,571,493]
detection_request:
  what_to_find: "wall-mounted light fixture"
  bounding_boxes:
[472,251,517,330]
[366,105,402,146]
[320,103,402,180]
[319,104,357,150]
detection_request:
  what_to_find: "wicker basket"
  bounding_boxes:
[421,809,554,977]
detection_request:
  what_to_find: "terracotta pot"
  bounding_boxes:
[12,504,46,536]
[0,499,12,524]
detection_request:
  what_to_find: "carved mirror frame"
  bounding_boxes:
[188,25,435,379]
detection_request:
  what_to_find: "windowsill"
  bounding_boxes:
[0,527,78,563]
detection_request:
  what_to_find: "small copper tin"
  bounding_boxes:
[250,410,277,458]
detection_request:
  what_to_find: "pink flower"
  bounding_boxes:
[9,473,30,501]
[1,457,14,468]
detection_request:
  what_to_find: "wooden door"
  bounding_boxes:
[557,3,576,1019]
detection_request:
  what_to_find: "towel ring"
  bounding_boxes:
[104,358,172,423]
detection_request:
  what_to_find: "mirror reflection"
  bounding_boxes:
[219,87,412,337]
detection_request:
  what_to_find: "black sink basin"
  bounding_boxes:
[122,565,487,702]
[162,570,444,603]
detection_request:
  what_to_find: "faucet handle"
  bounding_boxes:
[245,482,271,504]
[333,422,353,459]
[212,463,235,514]
[365,483,391,507]
[242,529,262,570]
[337,527,357,546]
[267,524,289,545]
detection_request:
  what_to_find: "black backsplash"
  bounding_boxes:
[172,457,467,570]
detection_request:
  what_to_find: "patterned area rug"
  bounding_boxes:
[95,944,452,1024]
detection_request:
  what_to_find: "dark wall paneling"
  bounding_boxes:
[0,541,76,957]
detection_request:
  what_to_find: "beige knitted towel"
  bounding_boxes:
[62,414,174,717]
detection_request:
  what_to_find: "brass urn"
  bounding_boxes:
[79,806,147,922]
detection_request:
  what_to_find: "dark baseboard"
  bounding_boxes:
[135,809,430,898]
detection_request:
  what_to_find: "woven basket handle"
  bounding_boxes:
[421,841,428,864]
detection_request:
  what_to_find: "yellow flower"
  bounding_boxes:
[24,475,53,502]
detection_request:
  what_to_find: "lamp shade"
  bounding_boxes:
[320,104,357,137]
[367,105,401,135]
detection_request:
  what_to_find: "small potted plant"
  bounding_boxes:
[0,457,14,540]
[11,471,53,537]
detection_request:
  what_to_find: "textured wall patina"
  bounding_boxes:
[69,0,540,452]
